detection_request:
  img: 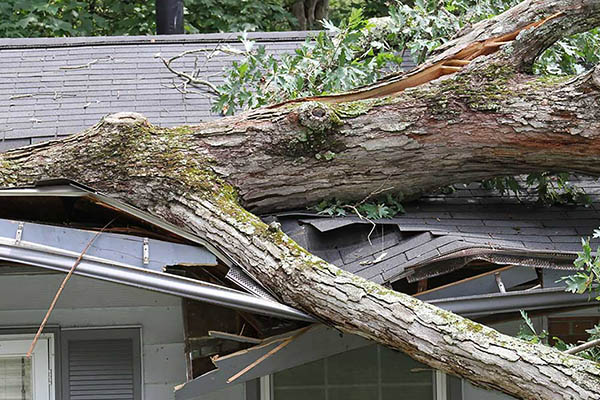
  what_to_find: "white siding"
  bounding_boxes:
[0,273,186,400]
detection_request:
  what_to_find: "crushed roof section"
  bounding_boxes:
[274,178,600,285]
[0,31,416,152]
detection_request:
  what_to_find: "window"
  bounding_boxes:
[0,328,141,400]
[548,317,600,345]
[0,335,54,400]
[271,345,434,400]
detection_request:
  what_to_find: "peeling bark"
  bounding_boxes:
[2,0,600,398]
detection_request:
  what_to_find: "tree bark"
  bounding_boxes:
[290,0,329,30]
[2,1,600,398]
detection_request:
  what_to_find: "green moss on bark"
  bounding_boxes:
[0,159,18,186]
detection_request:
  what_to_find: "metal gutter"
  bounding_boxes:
[429,287,591,318]
[0,236,314,322]
[0,182,231,265]
[0,217,217,272]
[0,180,277,300]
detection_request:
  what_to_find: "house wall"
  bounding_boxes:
[0,272,186,400]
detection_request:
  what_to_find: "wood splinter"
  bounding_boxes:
[226,326,311,383]
[271,11,563,107]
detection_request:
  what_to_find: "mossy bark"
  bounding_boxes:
[2,0,600,398]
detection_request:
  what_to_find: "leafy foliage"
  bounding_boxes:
[517,311,600,362]
[214,9,403,114]
[0,0,155,37]
[560,229,600,298]
[546,229,600,361]
[0,0,294,38]
[184,0,293,34]
[481,173,590,206]
[311,193,405,220]
[534,28,600,76]
[517,310,548,344]
[328,0,389,26]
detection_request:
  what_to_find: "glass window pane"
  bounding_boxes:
[327,345,377,385]
[382,385,433,400]
[0,356,32,400]
[272,344,434,400]
[328,386,378,400]
[380,347,433,385]
[274,388,325,400]
[273,359,325,386]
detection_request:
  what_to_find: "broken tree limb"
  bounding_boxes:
[271,8,568,105]
[154,47,244,96]
[26,218,115,357]
[2,0,600,398]
[565,338,600,355]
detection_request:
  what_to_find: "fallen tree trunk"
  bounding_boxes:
[2,0,600,398]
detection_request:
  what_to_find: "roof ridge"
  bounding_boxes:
[0,30,317,51]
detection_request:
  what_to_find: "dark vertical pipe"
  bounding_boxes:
[156,0,184,34]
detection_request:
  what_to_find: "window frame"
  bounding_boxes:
[263,344,443,400]
[0,327,59,400]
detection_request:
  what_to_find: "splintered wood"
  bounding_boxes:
[272,12,562,106]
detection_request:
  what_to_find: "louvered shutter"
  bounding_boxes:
[61,329,141,400]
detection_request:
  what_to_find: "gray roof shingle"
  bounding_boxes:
[275,178,600,285]
[0,31,416,151]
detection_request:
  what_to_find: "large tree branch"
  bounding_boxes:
[4,112,600,399]
[2,1,600,398]
[172,63,600,213]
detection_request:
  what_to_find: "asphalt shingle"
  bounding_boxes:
[274,177,600,285]
[2,31,415,152]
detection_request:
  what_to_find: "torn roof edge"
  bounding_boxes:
[0,220,313,322]
[0,178,281,304]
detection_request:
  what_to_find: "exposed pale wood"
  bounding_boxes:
[566,338,600,355]
[495,272,507,293]
[226,327,310,383]
[484,41,513,48]
[440,66,463,74]
[415,266,513,297]
[442,59,471,66]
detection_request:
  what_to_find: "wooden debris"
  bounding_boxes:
[226,326,311,383]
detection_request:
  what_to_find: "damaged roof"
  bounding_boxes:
[0,180,313,321]
[273,178,600,286]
